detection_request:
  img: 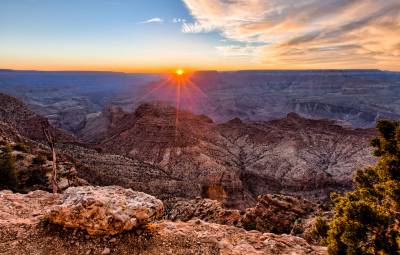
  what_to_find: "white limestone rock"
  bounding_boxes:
[45,186,164,235]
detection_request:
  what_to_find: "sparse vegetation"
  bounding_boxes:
[0,144,19,192]
[26,167,48,187]
[37,151,53,161]
[12,143,30,153]
[311,216,329,246]
[33,154,47,165]
[319,203,331,211]
[0,140,8,146]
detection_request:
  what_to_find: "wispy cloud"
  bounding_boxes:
[182,0,400,68]
[172,18,186,23]
[139,18,164,24]
[182,22,215,33]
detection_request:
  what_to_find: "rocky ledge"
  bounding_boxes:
[0,187,327,254]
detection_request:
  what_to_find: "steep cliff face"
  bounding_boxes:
[75,104,125,143]
[85,101,377,207]
[0,93,78,143]
[201,171,255,210]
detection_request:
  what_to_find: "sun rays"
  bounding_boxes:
[129,70,212,147]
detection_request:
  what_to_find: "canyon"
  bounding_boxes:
[0,92,378,209]
[1,69,400,137]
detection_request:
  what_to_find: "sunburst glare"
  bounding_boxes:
[129,70,212,147]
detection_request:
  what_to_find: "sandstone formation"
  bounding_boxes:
[75,104,125,143]
[242,194,333,244]
[45,186,164,235]
[0,93,379,208]
[74,101,377,206]
[165,194,331,245]
[0,93,78,143]
[165,197,243,227]
[0,189,327,254]
[55,143,201,209]
[201,171,255,210]
[0,190,60,226]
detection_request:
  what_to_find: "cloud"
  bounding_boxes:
[139,18,164,24]
[172,18,186,23]
[181,0,400,68]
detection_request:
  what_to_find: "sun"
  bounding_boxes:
[177,70,183,75]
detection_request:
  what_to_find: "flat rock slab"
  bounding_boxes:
[45,186,163,235]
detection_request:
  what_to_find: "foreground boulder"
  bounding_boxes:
[45,186,163,235]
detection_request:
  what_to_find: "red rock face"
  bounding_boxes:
[92,101,378,207]
[201,171,255,210]
[0,93,378,209]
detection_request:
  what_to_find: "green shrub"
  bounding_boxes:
[311,216,329,245]
[12,143,30,153]
[26,167,48,187]
[37,151,53,161]
[33,154,47,165]
[0,145,19,192]
[323,119,400,254]
[0,140,8,146]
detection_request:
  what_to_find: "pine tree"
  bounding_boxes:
[0,144,19,192]
[322,119,400,254]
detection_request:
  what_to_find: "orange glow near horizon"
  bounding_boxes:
[128,70,211,148]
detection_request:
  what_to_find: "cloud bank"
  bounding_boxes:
[182,0,400,68]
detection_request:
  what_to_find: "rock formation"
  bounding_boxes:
[164,194,332,245]
[242,194,333,244]
[0,93,78,143]
[201,171,254,210]
[165,197,243,227]
[0,188,327,254]
[72,101,377,206]
[75,104,125,143]
[45,186,164,235]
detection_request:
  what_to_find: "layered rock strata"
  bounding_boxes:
[78,101,377,206]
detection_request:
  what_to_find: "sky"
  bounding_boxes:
[0,0,399,72]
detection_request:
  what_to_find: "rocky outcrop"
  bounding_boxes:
[165,197,243,226]
[165,194,332,245]
[45,186,164,235]
[79,101,377,205]
[242,194,333,244]
[0,93,79,143]
[75,104,125,143]
[0,190,60,226]
[0,189,327,254]
[201,171,255,210]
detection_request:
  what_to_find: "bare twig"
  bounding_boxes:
[42,119,62,194]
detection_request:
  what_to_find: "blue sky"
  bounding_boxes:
[1,0,399,72]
